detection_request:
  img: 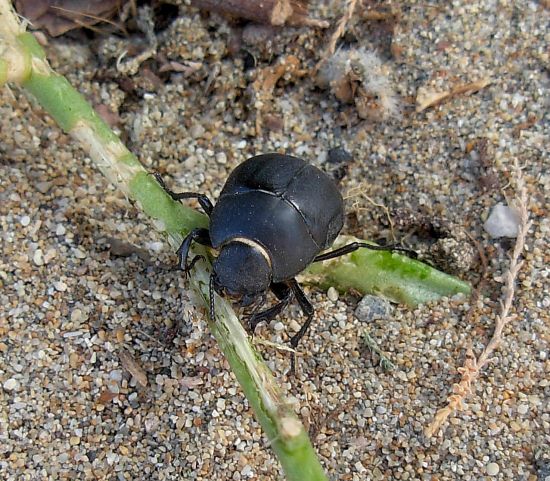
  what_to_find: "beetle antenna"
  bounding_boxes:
[209,273,216,322]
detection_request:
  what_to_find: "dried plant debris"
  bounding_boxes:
[416,78,492,112]
[249,54,305,132]
[317,47,399,121]
[322,0,359,61]
[16,0,128,37]
[118,349,148,388]
[191,0,328,28]
[425,162,532,437]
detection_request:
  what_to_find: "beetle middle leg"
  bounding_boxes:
[248,282,293,333]
[287,279,314,374]
[153,173,214,216]
[176,228,212,274]
[314,242,417,262]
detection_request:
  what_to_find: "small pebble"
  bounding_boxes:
[20,215,31,226]
[273,322,284,332]
[327,286,339,302]
[35,181,52,194]
[3,378,19,391]
[486,462,500,476]
[355,295,392,322]
[484,203,520,238]
[33,249,44,266]
[54,281,67,292]
[189,124,205,138]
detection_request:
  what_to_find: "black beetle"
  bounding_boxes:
[157,153,409,369]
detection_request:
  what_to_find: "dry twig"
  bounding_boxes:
[416,78,492,113]
[425,161,531,437]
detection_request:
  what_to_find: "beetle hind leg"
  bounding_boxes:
[314,242,417,262]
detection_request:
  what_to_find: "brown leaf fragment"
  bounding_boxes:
[118,349,148,387]
[97,390,119,404]
[180,376,204,389]
[416,78,491,112]
[191,0,326,27]
[16,0,128,37]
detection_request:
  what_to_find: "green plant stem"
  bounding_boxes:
[0,3,328,479]
[0,2,471,478]
[303,237,471,306]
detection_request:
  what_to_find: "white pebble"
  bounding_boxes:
[20,215,31,226]
[56,224,66,236]
[145,241,164,252]
[486,462,500,476]
[273,322,284,331]
[33,249,44,266]
[3,378,19,391]
[216,152,227,164]
[483,203,520,238]
[517,404,529,415]
[70,308,85,323]
[241,465,253,477]
[54,281,67,292]
[327,286,339,302]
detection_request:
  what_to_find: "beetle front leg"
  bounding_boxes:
[176,228,212,274]
[153,173,214,216]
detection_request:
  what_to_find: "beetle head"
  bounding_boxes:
[212,241,271,306]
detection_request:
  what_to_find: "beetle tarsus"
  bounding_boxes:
[176,228,212,275]
[314,242,416,262]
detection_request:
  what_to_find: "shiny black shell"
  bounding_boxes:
[209,154,344,282]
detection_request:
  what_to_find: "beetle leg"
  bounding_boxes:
[313,242,417,262]
[153,173,214,216]
[288,279,315,374]
[248,282,293,333]
[176,228,212,274]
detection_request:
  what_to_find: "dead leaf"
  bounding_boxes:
[16,0,128,37]
[118,349,148,387]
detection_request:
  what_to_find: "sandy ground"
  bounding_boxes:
[0,1,548,480]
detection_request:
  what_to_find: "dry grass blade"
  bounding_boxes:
[425,161,532,437]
